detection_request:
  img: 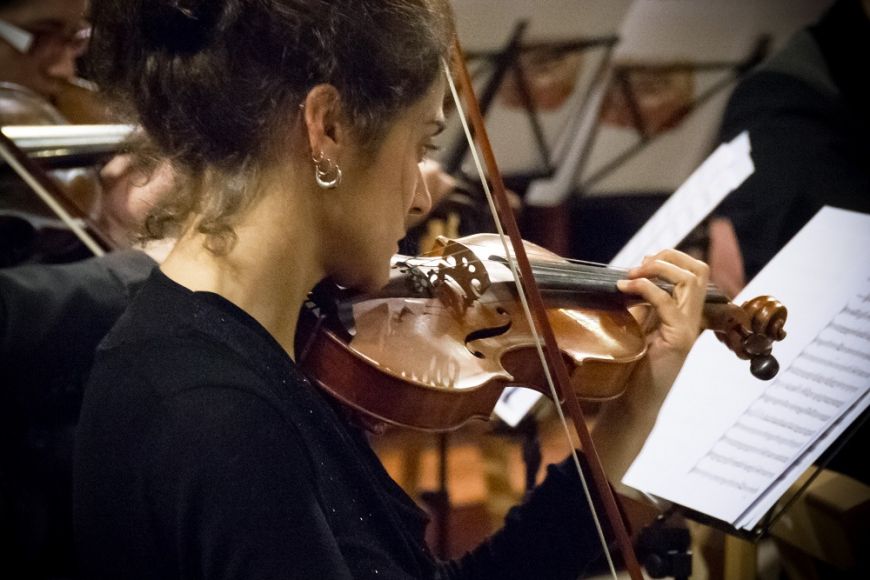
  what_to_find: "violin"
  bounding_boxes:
[52,76,118,125]
[0,81,118,256]
[297,233,787,432]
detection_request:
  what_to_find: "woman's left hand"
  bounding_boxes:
[593,249,709,485]
[617,248,709,375]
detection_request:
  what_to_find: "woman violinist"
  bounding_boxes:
[74,0,711,578]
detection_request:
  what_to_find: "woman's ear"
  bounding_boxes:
[302,84,347,161]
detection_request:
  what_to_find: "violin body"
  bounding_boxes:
[298,234,788,432]
[300,277,646,431]
[52,77,118,125]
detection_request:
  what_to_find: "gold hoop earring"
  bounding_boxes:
[312,151,342,189]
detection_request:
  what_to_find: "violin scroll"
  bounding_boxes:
[742,295,788,341]
[705,295,788,380]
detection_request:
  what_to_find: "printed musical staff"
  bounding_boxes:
[693,467,759,494]
[731,421,802,449]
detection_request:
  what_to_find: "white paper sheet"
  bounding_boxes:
[609,131,753,269]
[493,386,543,428]
[623,207,870,530]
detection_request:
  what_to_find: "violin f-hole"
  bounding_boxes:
[465,309,512,358]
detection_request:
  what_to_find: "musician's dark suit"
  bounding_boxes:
[0,250,156,578]
[713,0,870,280]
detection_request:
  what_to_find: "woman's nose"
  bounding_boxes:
[409,163,433,217]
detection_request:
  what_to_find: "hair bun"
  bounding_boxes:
[141,0,225,54]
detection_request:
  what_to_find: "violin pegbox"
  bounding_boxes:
[426,237,491,317]
[707,295,788,380]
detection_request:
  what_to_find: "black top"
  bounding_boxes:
[74,269,608,579]
[0,250,156,579]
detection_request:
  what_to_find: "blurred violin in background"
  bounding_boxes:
[1,80,163,262]
[0,80,112,263]
[0,5,138,263]
[53,75,117,125]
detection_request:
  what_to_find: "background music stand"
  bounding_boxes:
[443,22,620,191]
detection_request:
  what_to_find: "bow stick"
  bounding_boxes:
[447,38,644,580]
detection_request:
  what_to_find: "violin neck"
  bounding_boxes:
[354,258,730,307]
[527,261,730,305]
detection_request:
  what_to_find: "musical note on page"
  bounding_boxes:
[623,207,870,530]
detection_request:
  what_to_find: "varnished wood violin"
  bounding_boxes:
[298,233,787,432]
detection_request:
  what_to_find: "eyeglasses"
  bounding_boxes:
[0,17,91,58]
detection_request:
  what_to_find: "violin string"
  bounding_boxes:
[401,241,658,285]
[529,260,722,288]
[399,250,723,301]
[522,259,721,292]
[446,240,722,293]
[442,58,619,580]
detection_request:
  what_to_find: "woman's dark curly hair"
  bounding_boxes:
[89,0,454,251]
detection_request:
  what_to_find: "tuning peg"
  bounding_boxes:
[750,354,779,380]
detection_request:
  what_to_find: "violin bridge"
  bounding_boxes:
[426,240,491,317]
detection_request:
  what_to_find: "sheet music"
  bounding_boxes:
[609,131,753,268]
[623,207,870,530]
[493,386,543,428]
